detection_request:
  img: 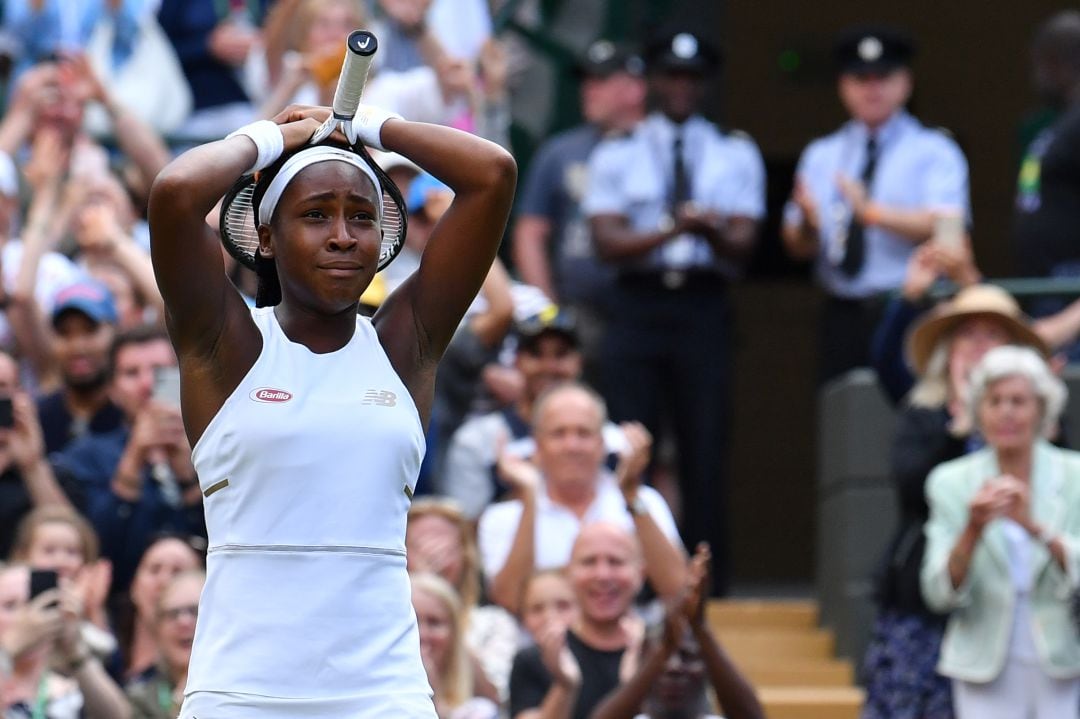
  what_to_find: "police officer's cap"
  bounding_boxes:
[577,40,645,78]
[834,25,914,75]
[643,30,722,74]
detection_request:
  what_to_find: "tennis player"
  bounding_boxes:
[148,101,515,717]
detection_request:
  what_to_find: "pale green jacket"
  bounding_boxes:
[921,440,1080,682]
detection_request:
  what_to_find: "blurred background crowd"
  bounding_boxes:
[0,0,1079,717]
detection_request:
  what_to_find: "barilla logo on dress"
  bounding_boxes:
[250,387,293,403]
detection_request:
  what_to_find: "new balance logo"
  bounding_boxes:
[250,387,293,403]
[362,389,397,407]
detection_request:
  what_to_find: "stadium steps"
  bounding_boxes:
[709,599,865,719]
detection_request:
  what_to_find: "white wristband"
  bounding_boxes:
[352,105,403,152]
[226,120,285,173]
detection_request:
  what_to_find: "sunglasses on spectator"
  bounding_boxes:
[159,604,199,623]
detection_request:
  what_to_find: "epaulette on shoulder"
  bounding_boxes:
[726,128,753,141]
[930,125,956,140]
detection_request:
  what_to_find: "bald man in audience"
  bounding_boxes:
[508,521,654,719]
[478,382,685,612]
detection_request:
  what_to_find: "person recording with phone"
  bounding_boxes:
[0,562,132,719]
[52,325,205,599]
[0,350,82,561]
[781,25,971,383]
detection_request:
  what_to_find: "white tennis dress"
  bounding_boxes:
[179,307,436,718]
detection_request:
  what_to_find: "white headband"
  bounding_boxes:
[257,145,383,226]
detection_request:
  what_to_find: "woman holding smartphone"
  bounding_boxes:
[148,98,515,717]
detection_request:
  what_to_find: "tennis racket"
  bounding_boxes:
[219,29,408,272]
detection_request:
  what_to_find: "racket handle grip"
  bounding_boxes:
[332,30,378,120]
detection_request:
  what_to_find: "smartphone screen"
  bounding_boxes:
[933,211,965,251]
[153,366,182,408]
[28,569,58,600]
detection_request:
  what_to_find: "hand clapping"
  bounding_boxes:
[968,475,1030,534]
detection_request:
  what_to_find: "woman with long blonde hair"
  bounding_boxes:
[407,497,518,699]
[410,572,499,719]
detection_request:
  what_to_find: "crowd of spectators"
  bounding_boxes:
[0,1,1077,718]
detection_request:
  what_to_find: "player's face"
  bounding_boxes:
[264,162,382,314]
[838,68,912,128]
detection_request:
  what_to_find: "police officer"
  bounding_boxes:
[782,26,970,382]
[584,28,766,595]
[513,40,647,382]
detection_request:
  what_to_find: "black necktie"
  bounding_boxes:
[840,135,878,277]
[672,130,690,208]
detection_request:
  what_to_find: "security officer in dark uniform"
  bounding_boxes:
[583,28,766,595]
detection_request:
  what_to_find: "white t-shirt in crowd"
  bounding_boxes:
[478,470,681,579]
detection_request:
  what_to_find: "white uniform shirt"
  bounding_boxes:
[583,112,766,278]
[477,470,681,580]
[783,111,970,299]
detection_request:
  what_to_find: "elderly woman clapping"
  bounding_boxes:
[921,345,1080,718]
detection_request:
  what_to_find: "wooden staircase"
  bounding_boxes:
[707,599,864,719]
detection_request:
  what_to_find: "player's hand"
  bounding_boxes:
[270,105,346,149]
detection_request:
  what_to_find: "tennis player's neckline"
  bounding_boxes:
[267,307,358,356]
